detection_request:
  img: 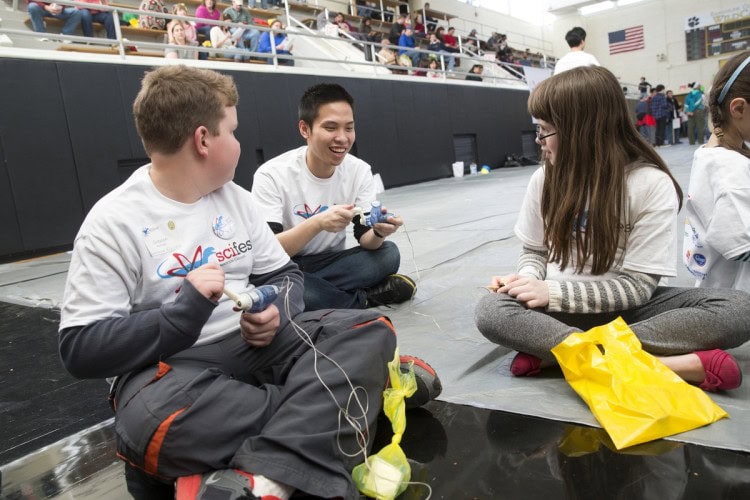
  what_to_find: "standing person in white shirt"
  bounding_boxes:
[553,26,599,75]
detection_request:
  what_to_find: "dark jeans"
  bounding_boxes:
[292,241,400,310]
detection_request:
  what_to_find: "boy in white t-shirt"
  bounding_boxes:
[253,83,417,311]
[58,65,399,499]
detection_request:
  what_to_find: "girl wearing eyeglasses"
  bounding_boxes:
[475,65,750,392]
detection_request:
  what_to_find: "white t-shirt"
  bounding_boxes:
[60,165,290,345]
[553,50,600,75]
[515,163,678,280]
[252,146,376,256]
[684,146,750,292]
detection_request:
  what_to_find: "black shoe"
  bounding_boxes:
[365,274,416,306]
[400,355,442,409]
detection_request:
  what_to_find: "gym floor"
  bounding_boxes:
[2,144,749,499]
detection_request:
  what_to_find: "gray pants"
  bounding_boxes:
[475,286,750,362]
[114,309,397,498]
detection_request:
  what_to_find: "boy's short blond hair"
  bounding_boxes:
[133,65,239,155]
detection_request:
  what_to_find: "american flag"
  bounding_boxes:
[608,26,645,55]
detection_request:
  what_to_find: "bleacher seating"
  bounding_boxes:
[4,0,557,82]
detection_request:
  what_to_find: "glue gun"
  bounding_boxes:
[353,201,395,227]
[224,285,280,313]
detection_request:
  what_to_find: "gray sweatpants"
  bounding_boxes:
[113,308,397,499]
[475,286,750,361]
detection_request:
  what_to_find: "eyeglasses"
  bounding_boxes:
[536,128,557,142]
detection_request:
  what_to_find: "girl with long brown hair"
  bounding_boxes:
[475,65,750,392]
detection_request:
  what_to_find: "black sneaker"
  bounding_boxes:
[400,355,442,409]
[176,469,262,499]
[365,274,416,307]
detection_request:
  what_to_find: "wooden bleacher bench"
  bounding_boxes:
[56,43,163,57]
[120,25,168,40]
[25,15,168,40]
[24,16,103,34]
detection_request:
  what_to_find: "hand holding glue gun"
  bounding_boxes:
[185,262,281,347]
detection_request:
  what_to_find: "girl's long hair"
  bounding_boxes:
[528,66,682,274]
[708,50,750,159]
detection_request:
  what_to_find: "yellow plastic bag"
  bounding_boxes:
[352,348,415,499]
[551,317,728,450]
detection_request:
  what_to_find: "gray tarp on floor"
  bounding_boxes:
[1,145,748,453]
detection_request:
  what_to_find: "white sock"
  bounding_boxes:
[251,474,295,500]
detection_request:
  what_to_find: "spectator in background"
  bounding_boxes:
[165,22,198,59]
[258,18,294,65]
[360,17,381,43]
[412,13,426,38]
[79,0,116,40]
[650,84,670,147]
[166,3,198,46]
[463,29,479,53]
[423,3,438,33]
[553,26,599,75]
[638,76,651,98]
[427,32,454,70]
[666,90,682,145]
[485,32,502,52]
[209,13,238,59]
[466,63,483,82]
[398,25,421,67]
[442,26,458,51]
[519,48,533,66]
[249,0,268,10]
[27,1,83,38]
[376,38,398,69]
[195,0,221,40]
[684,82,706,145]
[138,0,168,30]
[223,0,261,56]
[388,13,406,44]
[426,57,441,78]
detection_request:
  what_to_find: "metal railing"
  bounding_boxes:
[0,0,530,87]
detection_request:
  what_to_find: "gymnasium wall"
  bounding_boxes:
[0,57,532,260]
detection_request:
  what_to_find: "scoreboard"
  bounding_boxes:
[686,12,750,61]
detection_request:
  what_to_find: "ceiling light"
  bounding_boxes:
[579,1,615,15]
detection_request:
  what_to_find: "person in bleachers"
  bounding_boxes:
[223,0,262,56]
[138,0,168,30]
[485,32,502,52]
[427,32,454,71]
[249,0,269,9]
[78,0,116,40]
[258,18,294,66]
[167,3,207,59]
[398,25,421,67]
[209,13,239,60]
[426,58,441,79]
[164,22,198,59]
[376,38,397,69]
[423,2,438,33]
[360,17,381,43]
[466,63,483,82]
[167,3,198,46]
[195,0,221,41]
[412,13,426,38]
[26,1,83,38]
[388,13,406,44]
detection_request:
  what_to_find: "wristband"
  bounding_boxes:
[372,229,385,238]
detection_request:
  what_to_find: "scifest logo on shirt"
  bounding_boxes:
[293,203,328,220]
[155,213,252,285]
